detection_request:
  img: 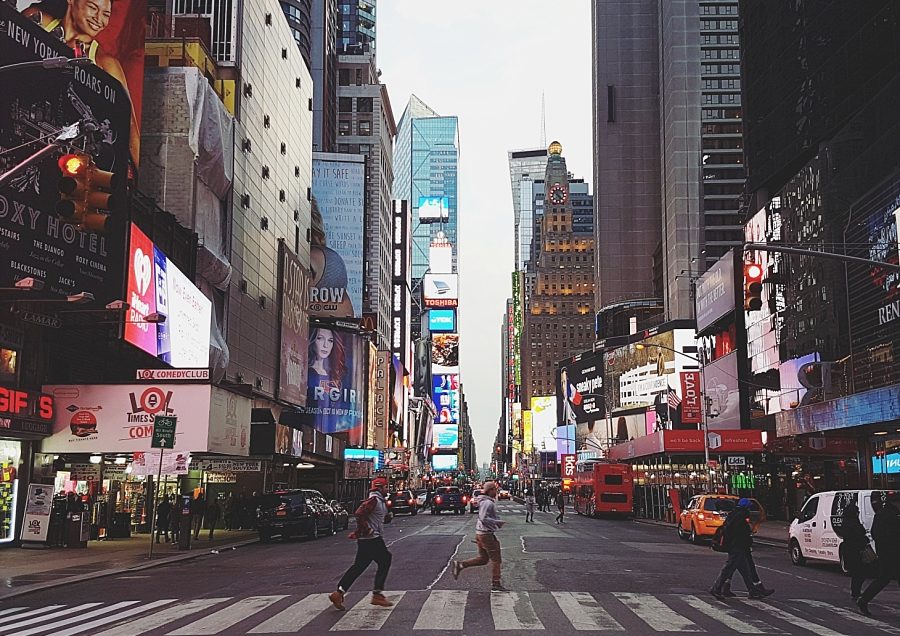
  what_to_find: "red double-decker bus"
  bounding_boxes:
[573,459,633,518]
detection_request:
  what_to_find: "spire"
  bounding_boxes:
[540,91,547,148]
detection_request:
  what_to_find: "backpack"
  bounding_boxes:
[711,525,729,552]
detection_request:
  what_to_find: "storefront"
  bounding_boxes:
[607,429,767,522]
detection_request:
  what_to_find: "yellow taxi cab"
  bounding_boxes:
[677,493,765,544]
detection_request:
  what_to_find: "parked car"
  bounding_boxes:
[415,490,428,509]
[329,500,350,531]
[789,490,897,572]
[677,494,764,544]
[387,490,418,515]
[431,486,468,515]
[256,489,336,542]
[469,489,483,513]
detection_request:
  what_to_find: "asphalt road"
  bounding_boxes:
[1,501,898,635]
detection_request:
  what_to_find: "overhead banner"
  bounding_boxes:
[311,155,365,318]
[679,371,702,424]
[42,384,212,453]
[277,242,310,406]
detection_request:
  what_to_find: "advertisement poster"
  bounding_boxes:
[42,384,212,453]
[275,424,303,456]
[310,155,365,318]
[418,196,449,222]
[423,273,459,308]
[428,309,456,333]
[131,450,190,476]
[432,373,460,424]
[695,252,736,333]
[433,423,459,449]
[432,454,458,471]
[703,352,742,430]
[390,354,404,434]
[530,396,557,453]
[21,483,52,542]
[12,0,148,166]
[207,387,250,456]
[124,225,212,368]
[277,243,310,406]
[0,5,129,303]
[301,324,366,438]
[680,371,703,424]
[431,334,459,375]
[556,351,605,425]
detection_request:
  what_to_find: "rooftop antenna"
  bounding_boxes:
[540,91,547,147]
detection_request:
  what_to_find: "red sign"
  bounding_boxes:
[124,224,157,356]
[606,429,764,460]
[0,386,53,422]
[680,371,702,424]
[561,454,577,479]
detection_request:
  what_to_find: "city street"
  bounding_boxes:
[1,501,897,635]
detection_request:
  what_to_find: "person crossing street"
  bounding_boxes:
[329,478,394,610]
[452,481,505,590]
[710,498,774,599]
[857,492,900,616]
[525,487,536,522]
[555,488,566,524]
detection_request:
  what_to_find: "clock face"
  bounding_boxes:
[549,184,568,205]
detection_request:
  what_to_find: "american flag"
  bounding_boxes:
[667,388,681,410]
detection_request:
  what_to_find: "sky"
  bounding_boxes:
[378,2,593,467]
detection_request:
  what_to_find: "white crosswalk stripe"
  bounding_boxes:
[0,591,898,634]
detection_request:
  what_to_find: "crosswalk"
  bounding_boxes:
[0,590,897,634]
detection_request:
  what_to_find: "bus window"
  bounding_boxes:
[604,474,624,486]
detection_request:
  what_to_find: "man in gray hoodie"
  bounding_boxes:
[452,480,505,590]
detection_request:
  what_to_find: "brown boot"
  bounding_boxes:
[329,590,345,610]
[371,592,393,607]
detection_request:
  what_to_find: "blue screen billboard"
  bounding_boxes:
[344,448,384,470]
[429,309,457,333]
[873,452,900,475]
[432,454,458,471]
[433,424,459,449]
[432,374,460,423]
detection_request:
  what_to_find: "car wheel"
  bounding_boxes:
[412,509,418,516]
[330,520,337,535]
[677,523,686,540]
[690,524,700,544]
[790,539,806,566]
[308,521,319,540]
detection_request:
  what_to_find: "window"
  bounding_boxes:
[358,120,372,135]
[339,97,353,112]
[338,120,351,136]
[798,496,819,522]
[339,69,350,86]
[357,97,373,113]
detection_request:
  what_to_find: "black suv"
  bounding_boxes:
[257,489,335,542]
[431,486,467,515]
[387,490,418,516]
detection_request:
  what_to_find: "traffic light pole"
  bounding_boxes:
[743,243,900,271]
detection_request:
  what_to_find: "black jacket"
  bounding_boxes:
[836,504,868,550]
[871,503,900,564]
[723,507,753,552]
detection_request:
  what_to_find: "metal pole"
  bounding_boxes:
[148,448,163,559]
[744,242,900,271]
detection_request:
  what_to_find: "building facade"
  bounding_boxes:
[508,148,549,271]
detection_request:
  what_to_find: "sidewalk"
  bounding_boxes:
[0,529,257,600]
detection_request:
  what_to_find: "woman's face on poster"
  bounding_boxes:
[70,0,112,38]
[314,329,334,361]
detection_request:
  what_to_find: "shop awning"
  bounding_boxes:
[607,429,764,461]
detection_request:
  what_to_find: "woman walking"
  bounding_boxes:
[525,487,536,523]
[555,489,566,524]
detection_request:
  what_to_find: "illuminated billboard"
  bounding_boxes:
[429,309,457,333]
[432,454,458,471]
[429,236,453,273]
[431,335,459,375]
[433,424,459,449]
[433,374,460,424]
[423,274,459,308]
[418,196,450,223]
[530,396,557,452]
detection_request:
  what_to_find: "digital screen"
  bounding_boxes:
[418,196,450,222]
[431,454,458,471]
[873,452,900,475]
[429,309,457,333]
[423,274,459,308]
[344,448,384,470]
[432,374,460,424]
[433,424,459,449]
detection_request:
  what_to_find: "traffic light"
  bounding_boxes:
[56,153,118,232]
[743,263,763,311]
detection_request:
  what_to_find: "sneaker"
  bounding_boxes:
[491,583,507,592]
[857,598,871,617]
[451,560,463,581]
[328,590,345,611]
[722,589,736,598]
[371,593,393,607]
[709,587,725,600]
[748,588,775,599]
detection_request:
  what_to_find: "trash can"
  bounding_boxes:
[66,513,88,548]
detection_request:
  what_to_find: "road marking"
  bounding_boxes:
[0,606,64,627]
[167,596,287,635]
[428,536,466,590]
[755,565,841,589]
[7,601,139,636]
[330,592,405,631]
[92,598,229,636]
[413,590,467,630]
[613,593,701,632]
[0,604,101,632]
[0,607,29,618]
[681,595,783,633]
[552,592,624,631]
[792,599,900,634]
[51,600,176,636]
[490,591,544,630]
[739,600,848,636]
[248,594,333,633]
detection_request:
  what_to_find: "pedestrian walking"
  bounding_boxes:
[857,492,900,616]
[710,498,774,599]
[329,477,394,610]
[192,493,207,540]
[835,500,870,602]
[555,489,566,524]
[206,496,222,540]
[170,495,183,543]
[525,488,536,523]
[224,493,236,531]
[452,480,505,590]
[155,495,172,543]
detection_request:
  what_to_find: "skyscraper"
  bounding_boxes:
[337,0,376,54]
[508,148,548,271]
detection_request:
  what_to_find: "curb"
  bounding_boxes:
[632,518,789,549]
[0,537,258,601]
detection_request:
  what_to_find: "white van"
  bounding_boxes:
[788,490,881,572]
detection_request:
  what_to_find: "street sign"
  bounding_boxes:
[561,454,577,479]
[151,415,177,449]
[707,459,719,469]
[727,456,746,467]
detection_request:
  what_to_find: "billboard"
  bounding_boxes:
[680,371,703,424]
[431,334,459,375]
[389,354,404,442]
[345,448,384,470]
[392,200,410,360]
[556,351,604,425]
[695,251,736,334]
[124,224,212,368]
[512,272,523,385]
[311,155,365,318]
[530,396,557,452]
[0,5,131,303]
[556,425,576,457]
[301,324,366,439]
[429,236,453,273]
[703,352,741,430]
[413,338,432,398]
[207,386,251,456]
[429,309,457,333]
[277,242,310,406]
[433,424,459,449]
[432,454,458,471]
[432,373,460,424]
[418,196,449,222]
[11,1,148,166]
[42,384,212,453]
[423,273,459,308]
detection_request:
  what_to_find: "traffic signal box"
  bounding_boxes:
[57,153,118,232]
[743,263,763,311]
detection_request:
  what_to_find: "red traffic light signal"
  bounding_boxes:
[743,263,764,311]
[56,152,119,232]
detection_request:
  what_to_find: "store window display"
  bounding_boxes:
[0,440,22,543]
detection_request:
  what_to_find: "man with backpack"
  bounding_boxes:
[329,477,394,610]
[710,498,774,599]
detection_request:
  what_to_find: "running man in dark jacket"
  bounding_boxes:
[858,493,900,616]
[710,498,773,599]
[836,500,870,601]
